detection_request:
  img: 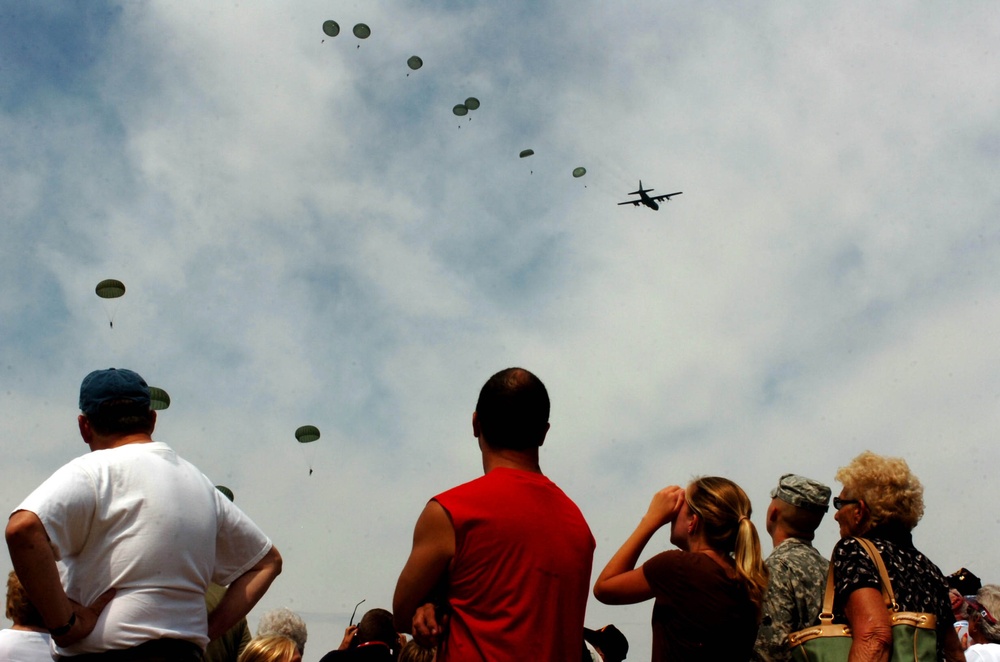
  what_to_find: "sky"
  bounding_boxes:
[2,1,999,659]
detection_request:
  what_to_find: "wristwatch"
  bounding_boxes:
[48,612,76,637]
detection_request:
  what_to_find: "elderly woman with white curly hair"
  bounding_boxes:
[831,451,964,661]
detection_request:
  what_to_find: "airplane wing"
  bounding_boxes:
[649,192,682,202]
[617,200,642,206]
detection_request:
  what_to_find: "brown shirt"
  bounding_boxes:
[644,550,758,661]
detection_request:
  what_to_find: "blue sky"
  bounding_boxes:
[2,2,999,659]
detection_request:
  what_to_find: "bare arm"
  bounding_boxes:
[392,501,455,641]
[6,510,115,647]
[843,587,892,662]
[207,545,283,641]
[593,486,684,605]
[940,622,965,662]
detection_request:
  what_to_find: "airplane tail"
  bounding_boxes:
[628,180,651,195]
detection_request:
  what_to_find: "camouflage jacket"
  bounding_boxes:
[752,538,829,662]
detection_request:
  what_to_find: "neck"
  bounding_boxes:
[481,443,542,475]
[771,525,811,548]
[12,624,47,633]
[90,432,154,451]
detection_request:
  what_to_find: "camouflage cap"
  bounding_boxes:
[770,473,831,512]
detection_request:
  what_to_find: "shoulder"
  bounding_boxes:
[644,550,713,576]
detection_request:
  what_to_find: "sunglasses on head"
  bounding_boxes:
[969,599,998,626]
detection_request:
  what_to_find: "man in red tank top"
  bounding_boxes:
[393,367,595,662]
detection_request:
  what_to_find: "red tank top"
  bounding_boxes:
[433,468,594,662]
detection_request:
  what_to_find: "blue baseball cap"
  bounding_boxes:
[79,368,151,415]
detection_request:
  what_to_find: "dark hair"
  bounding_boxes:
[86,399,155,436]
[475,367,549,450]
[355,608,397,650]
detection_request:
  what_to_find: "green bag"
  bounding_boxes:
[788,538,937,662]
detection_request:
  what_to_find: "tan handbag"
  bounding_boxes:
[787,537,937,662]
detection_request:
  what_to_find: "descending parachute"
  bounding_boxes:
[95,279,125,299]
[464,97,480,111]
[215,485,235,502]
[95,279,125,328]
[322,20,340,37]
[452,104,468,116]
[353,23,371,39]
[519,149,534,158]
[572,167,587,178]
[295,425,320,442]
[407,55,423,71]
[296,425,320,476]
[148,387,171,411]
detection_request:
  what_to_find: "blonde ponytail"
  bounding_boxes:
[687,477,770,613]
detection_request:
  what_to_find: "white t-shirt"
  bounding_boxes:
[0,628,53,661]
[15,441,271,656]
[967,643,1000,662]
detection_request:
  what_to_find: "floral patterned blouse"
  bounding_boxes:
[831,524,954,659]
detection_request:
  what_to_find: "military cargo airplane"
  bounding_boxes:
[618,181,682,210]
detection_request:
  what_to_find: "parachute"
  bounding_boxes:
[95,279,125,299]
[215,485,235,502]
[95,279,125,328]
[464,97,480,111]
[519,149,534,158]
[452,104,468,116]
[148,387,171,411]
[296,425,320,475]
[295,425,320,442]
[322,20,340,37]
[407,55,423,71]
[353,23,371,39]
[572,167,587,178]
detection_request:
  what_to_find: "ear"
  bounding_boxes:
[472,411,481,438]
[78,414,93,444]
[767,502,780,524]
[538,422,550,448]
[688,512,700,534]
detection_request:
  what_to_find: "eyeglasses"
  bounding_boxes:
[833,497,859,510]
[350,599,366,626]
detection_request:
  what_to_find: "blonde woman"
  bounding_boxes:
[238,635,302,662]
[594,476,768,661]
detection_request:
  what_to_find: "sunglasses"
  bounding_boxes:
[969,599,998,626]
[833,497,860,510]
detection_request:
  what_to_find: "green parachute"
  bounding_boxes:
[296,425,320,475]
[148,387,171,411]
[95,279,125,328]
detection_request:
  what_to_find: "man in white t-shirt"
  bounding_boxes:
[5,368,283,660]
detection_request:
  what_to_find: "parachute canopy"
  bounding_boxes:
[519,149,535,158]
[148,387,171,411]
[215,485,234,502]
[353,23,370,39]
[407,55,423,70]
[572,167,587,178]
[452,104,468,116]
[296,425,320,443]
[322,20,340,37]
[464,97,480,111]
[95,279,126,299]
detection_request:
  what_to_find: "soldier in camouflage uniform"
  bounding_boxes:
[752,474,832,662]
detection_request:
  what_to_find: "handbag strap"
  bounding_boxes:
[854,537,899,612]
[817,537,897,624]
